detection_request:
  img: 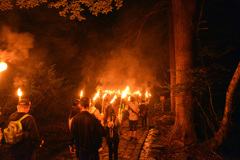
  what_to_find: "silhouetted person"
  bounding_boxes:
[69,99,81,130]
[69,97,107,160]
[2,99,43,160]
[139,100,148,127]
[103,100,121,160]
[124,97,139,141]
[90,101,102,121]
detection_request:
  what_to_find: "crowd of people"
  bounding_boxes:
[0,95,149,160]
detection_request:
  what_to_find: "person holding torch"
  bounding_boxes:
[123,96,139,141]
[2,99,43,160]
[103,97,121,160]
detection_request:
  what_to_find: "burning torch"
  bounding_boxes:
[17,88,22,102]
[92,91,100,108]
[0,62,7,72]
[0,62,7,116]
[80,90,83,99]
[109,94,117,138]
[102,93,107,114]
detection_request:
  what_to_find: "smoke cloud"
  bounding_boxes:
[0,25,35,89]
[0,25,34,63]
[95,48,157,92]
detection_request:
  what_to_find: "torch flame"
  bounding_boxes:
[145,91,149,98]
[133,90,140,95]
[17,88,22,96]
[103,93,107,99]
[80,90,83,98]
[121,91,127,98]
[93,91,100,101]
[110,95,117,104]
[0,62,7,72]
[121,86,130,98]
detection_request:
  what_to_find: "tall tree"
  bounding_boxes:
[171,0,200,140]
[212,62,240,148]
[168,0,176,115]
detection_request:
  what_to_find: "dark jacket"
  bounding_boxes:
[69,106,81,119]
[6,112,42,157]
[103,105,120,140]
[70,111,107,152]
[139,104,148,117]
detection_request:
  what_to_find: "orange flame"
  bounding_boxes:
[17,88,22,97]
[93,91,100,101]
[133,90,139,94]
[80,90,83,98]
[121,86,130,98]
[0,62,7,72]
[110,95,117,104]
[145,91,149,98]
[102,93,107,99]
[17,88,22,102]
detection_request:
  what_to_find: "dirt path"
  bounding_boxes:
[47,120,149,160]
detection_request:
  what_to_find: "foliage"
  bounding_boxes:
[0,62,75,124]
[22,62,74,122]
[0,66,18,117]
[0,0,123,21]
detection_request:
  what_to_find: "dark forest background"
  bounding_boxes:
[0,0,239,152]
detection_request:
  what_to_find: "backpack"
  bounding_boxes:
[4,114,30,144]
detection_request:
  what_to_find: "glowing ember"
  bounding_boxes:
[0,62,7,72]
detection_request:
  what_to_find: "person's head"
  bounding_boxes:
[17,99,31,113]
[80,97,90,109]
[130,96,135,102]
[103,104,114,122]
[103,97,109,107]
[73,99,80,107]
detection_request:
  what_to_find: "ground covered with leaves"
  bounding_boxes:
[144,114,240,160]
[36,115,224,160]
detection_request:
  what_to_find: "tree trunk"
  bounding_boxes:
[213,62,240,147]
[171,0,198,141]
[168,0,176,115]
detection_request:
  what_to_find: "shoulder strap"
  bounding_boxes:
[17,114,30,122]
[129,106,138,115]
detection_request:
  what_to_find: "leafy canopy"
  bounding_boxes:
[0,0,123,21]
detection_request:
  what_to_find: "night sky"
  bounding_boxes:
[0,0,239,98]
